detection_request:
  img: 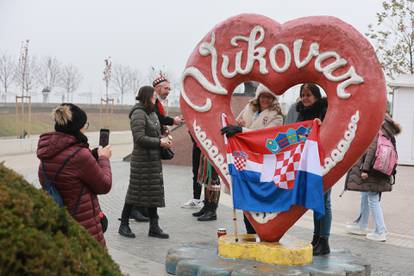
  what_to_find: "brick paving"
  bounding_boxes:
[2,144,414,275]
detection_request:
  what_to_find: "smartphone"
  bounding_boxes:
[99,128,110,147]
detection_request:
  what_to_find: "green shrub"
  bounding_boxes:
[0,163,122,275]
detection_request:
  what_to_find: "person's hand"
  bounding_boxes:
[314,118,322,125]
[361,172,368,180]
[221,125,242,137]
[98,145,112,159]
[160,137,172,148]
[237,118,246,127]
[173,115,184,125]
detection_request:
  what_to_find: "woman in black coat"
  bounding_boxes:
[118,86,172,239]
[295,84,330,256]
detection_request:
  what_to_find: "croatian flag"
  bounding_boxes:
[226,120,325,217]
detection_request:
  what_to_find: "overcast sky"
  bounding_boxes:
[0,0,383,103]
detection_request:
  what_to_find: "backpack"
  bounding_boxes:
[372,130,398,176]
[40,147,83,210]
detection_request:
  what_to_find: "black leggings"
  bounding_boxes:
[121,203,158,223]
[192,137,202,200]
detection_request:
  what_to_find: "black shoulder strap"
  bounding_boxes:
[71,185,86,216]
[52,147,83,181]
[41,147,83,185]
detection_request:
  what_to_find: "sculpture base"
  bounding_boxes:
[166,241,370,275]
[218,234,312,266]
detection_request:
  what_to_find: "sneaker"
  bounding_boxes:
[366,232,387,242]
[181,199,203,209]
[346,223,368,236]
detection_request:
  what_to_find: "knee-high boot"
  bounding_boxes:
[198,188,219,222]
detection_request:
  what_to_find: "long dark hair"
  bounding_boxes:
[136,85,155,113]
[299,83,322,99]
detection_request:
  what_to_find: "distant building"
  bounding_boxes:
[389,74,414,165]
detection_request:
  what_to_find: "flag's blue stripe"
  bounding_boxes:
[230,165,324,217]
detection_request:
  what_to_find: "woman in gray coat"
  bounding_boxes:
[118,85,172,239]
[344,113,400,242]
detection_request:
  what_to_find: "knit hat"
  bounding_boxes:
[53,103,87,135]
[152,74,169,87]
[255,84,277,101]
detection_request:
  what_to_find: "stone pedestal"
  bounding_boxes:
[166,242,370,276]
[218,234,312,266]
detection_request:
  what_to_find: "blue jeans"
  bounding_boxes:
[354,192,387,234]
[313,189,332,237]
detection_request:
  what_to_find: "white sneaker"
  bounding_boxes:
[366,232,387,242]
[181,199,203,209]
[194,200,204,209]
[346,223,368,236]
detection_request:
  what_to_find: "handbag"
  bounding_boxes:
[160,148,174,160]
[99,211,108,233]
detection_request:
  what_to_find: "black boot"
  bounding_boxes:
[118,223,136,238]
[192,202,208,217]
[311,234,320,247]
[148,218,169,239]
[313,236,330,256]
[197,202,217,221]
[130,207,149,222]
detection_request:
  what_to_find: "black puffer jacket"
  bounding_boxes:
[345,114,401,192]
[296,98,328,122]
[126,103,165,207]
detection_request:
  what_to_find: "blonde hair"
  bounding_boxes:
[52,105,72,125]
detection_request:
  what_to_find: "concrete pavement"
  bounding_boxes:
[1,143,414,275]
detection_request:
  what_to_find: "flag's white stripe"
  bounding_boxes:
[227,154,262,173]
[261,154,276,182]
[245,160,262,173]
[297,140,322,176]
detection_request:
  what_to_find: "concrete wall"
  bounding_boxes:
[0,131,132,156]
[389,75,414,165]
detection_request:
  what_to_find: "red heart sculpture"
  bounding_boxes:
[180,14,386,242]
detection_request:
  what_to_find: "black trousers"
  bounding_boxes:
[121,203,158,224]
[191,136,202,200]
[243,214,256,234]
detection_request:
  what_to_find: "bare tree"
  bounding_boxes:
[59,64,82,102]
[0,52,15,101]
[14,55,39,96]
[37,56,61,92]
[366,0,414,79]
[112,64,132,104]
[129,69,143,102]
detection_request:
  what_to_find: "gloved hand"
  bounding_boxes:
[220,125,242,137]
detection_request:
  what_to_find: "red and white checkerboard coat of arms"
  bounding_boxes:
[273,144,303,189]
[233,151,247,171]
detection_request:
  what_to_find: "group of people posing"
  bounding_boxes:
[36,78,399,257]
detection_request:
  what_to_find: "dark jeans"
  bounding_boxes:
[121,203,158,224]
[243,214,256,234]
[191,138,202,200]
[313,189,332,237]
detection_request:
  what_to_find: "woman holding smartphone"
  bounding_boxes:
[118,85,171,239]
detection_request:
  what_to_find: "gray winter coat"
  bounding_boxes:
[345,114,401,193]
[126,103,165,207]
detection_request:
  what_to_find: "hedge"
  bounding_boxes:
[0,162,122,275]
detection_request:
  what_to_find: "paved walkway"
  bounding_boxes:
[2,143,414,275]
